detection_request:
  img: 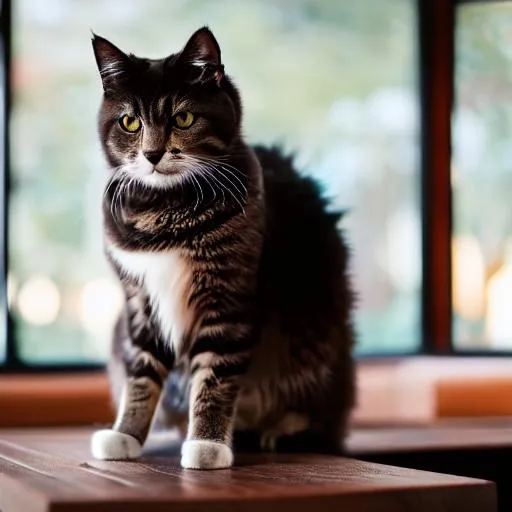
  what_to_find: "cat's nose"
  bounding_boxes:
[143,150,165,165]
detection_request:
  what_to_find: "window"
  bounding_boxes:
[4,0,511,371]
[452,0,512,351]
[5,0,421,368]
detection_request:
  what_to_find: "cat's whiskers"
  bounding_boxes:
[188,157,245,215]
[191,155,248,198]
[115,174,130,214]
[104,180,118,221]
[188,172,203,211]
[177,160,201,210]
[178,157,215,211]
[108,174,126,224]
[193,163,227,206]
[198,161,247,211]
[103,172,118,199]
[217,165,248,196]
[125,174,139,202]
[113,181,124,221]
[103,166,126,201]
[193,167,217,205]
[200,167,235,211]
[112,170,138,222]
[104,155,248,220]
[207,157,247,178]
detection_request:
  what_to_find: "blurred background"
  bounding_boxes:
[4,0,512,366]
[452,2,512,350]
[7,0,420,363]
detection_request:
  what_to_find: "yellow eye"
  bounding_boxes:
[120,115,141,133]
[175,111,195,129]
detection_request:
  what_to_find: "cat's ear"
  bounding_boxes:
[91,33,131,90]
[179,27,223,84]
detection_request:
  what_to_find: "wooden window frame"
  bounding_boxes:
[420,0,453,353]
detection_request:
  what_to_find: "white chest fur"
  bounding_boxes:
[109,246,194,354]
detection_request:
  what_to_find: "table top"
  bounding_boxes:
[0,428,496,512]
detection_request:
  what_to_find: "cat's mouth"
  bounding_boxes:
[153,166,180,176]
[152,155,184,176]
[126,153,186,189]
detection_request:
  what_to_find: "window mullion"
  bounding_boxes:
[419,0,454,353]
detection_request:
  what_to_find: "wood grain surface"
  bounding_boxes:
[0,428,497,512]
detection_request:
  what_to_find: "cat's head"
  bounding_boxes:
[92,27,242,190]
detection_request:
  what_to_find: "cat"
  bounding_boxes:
[90,26,356,470]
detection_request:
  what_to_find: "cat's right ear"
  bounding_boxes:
[91,34,131,91]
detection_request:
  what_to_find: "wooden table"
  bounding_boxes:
[0,428,496,512]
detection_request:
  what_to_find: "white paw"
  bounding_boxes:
[91,429,142,460]
[181,440,233,469]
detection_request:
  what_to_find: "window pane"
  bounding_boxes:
[9,0,420,364]
[453,1,512,350]
[0,33,6,365]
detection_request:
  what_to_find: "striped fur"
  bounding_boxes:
[91,27,355,468]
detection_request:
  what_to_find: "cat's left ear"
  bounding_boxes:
[91,33,132,91]
[179,27,224,85]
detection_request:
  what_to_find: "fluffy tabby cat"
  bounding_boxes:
[90,27,356,470]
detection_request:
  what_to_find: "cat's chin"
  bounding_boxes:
[140,171,183,190]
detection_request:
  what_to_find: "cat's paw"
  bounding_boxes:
[181,440,233,470]
[91,429,142,460]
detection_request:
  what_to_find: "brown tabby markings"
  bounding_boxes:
[91,26,355,469]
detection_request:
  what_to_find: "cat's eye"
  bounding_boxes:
[120,115,141,133]
[174,111,195,129]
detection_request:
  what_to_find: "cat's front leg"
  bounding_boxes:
[92,344,173,460]
[181,322,254,470]
[92,289,174,460]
